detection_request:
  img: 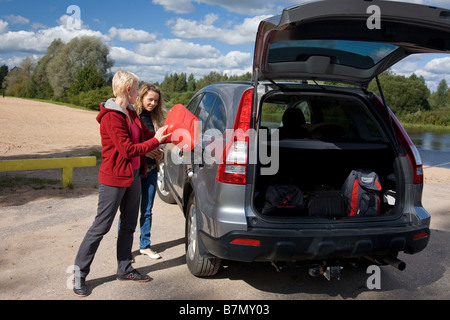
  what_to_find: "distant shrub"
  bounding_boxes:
[78,86,113,110]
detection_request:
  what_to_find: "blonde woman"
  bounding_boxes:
[73,72,170,297]
[134,84,165,260]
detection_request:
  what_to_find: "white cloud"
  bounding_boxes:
[31,23,47,30]
[137,38,221,59]
[424,56,450,74]
[392,55,450,92]
[110,38,251,83]
[169,14,270,45]
[3,14,29,25]
[222,51,252,68]
[108,27,157,43]
[109,46,165,66]
[154,0,292,15]
[391,55,422,74]
[0,54,40,69]
[0,22,108,54]
[152,0,195,14]
[0,20,8,34]
[198,0,287,15]
[421,57,450,91]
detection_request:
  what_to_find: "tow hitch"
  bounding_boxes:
[308,264,343,281]
[271,261,343,280]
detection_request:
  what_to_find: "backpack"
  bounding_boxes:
[262,177,305,216]
[306,189,345,218]
[342,169,382,217]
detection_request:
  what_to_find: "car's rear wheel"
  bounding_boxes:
[156,162,176,204]
[185,193,221,277]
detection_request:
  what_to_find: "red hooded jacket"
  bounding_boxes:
[96,99,160,187]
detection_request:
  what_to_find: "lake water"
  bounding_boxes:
[407,130,450,169]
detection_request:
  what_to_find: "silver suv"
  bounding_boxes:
[157,0,449,278]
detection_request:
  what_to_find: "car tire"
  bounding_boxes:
[156,162,176,204]
[185,193,221,277]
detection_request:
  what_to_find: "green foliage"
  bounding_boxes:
[2,36,114,109]
[46,36,112,97]
[3,57,35,96]
[429,79,449,109]
[70,65,106,95]
[0,65,8,89]
[78,86,113,110]
[398,108,450,127]
[368,71,431,114]
[25,39,64,99]
[165,91,196,108]
[160,71,251,108]
[262,103,285,114]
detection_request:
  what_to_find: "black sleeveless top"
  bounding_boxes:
[140,109,156,169]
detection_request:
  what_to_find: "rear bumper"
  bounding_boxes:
[199,225,430,262]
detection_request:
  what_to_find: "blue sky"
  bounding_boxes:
[0,0,449,91]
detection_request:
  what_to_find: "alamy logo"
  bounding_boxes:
[66,5,81,30]
[367,5,381,30]
[169,125,280,176]
[66,265,80,289]
[366,265,381,289]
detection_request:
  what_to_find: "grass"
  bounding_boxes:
[0,176,60,191]
[89,150,102,161]
[401,123,450,134]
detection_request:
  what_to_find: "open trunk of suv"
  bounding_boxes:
[253,86,402,221]
[249,0,449,223]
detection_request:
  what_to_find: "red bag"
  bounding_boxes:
[164,104,200,151]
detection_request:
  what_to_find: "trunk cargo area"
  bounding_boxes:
[253,89,400,220]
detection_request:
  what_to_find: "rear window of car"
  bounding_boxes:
[260,94,384,142]
[268,40,399,70]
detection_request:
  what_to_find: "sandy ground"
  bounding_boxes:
[0,97,102,205]
[0,97,449,301]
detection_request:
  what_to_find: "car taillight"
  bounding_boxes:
[389,109,424,184]
[216,88,254,185]
[373,95,423,185]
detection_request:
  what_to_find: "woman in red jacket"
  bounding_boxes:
[73,70,170,297]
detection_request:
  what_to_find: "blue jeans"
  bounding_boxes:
[139,168,158,250]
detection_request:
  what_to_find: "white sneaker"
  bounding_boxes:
[140,249,161,259]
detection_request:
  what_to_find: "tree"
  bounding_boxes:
[175,72,187,92]
[25,39,64,98]
[187,73,196,92]
[196,71,226,89]
[78,86,113,110]
[429,79,449,109]
[70,65,105,95]
[46,36,113,97]
[368,71,430,114]
[3,57,35,96]
[0,65,8,89]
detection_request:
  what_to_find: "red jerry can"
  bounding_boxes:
[163,104,200,151]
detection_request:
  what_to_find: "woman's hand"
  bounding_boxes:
[146,148,163,160]
[154,125,171,144]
